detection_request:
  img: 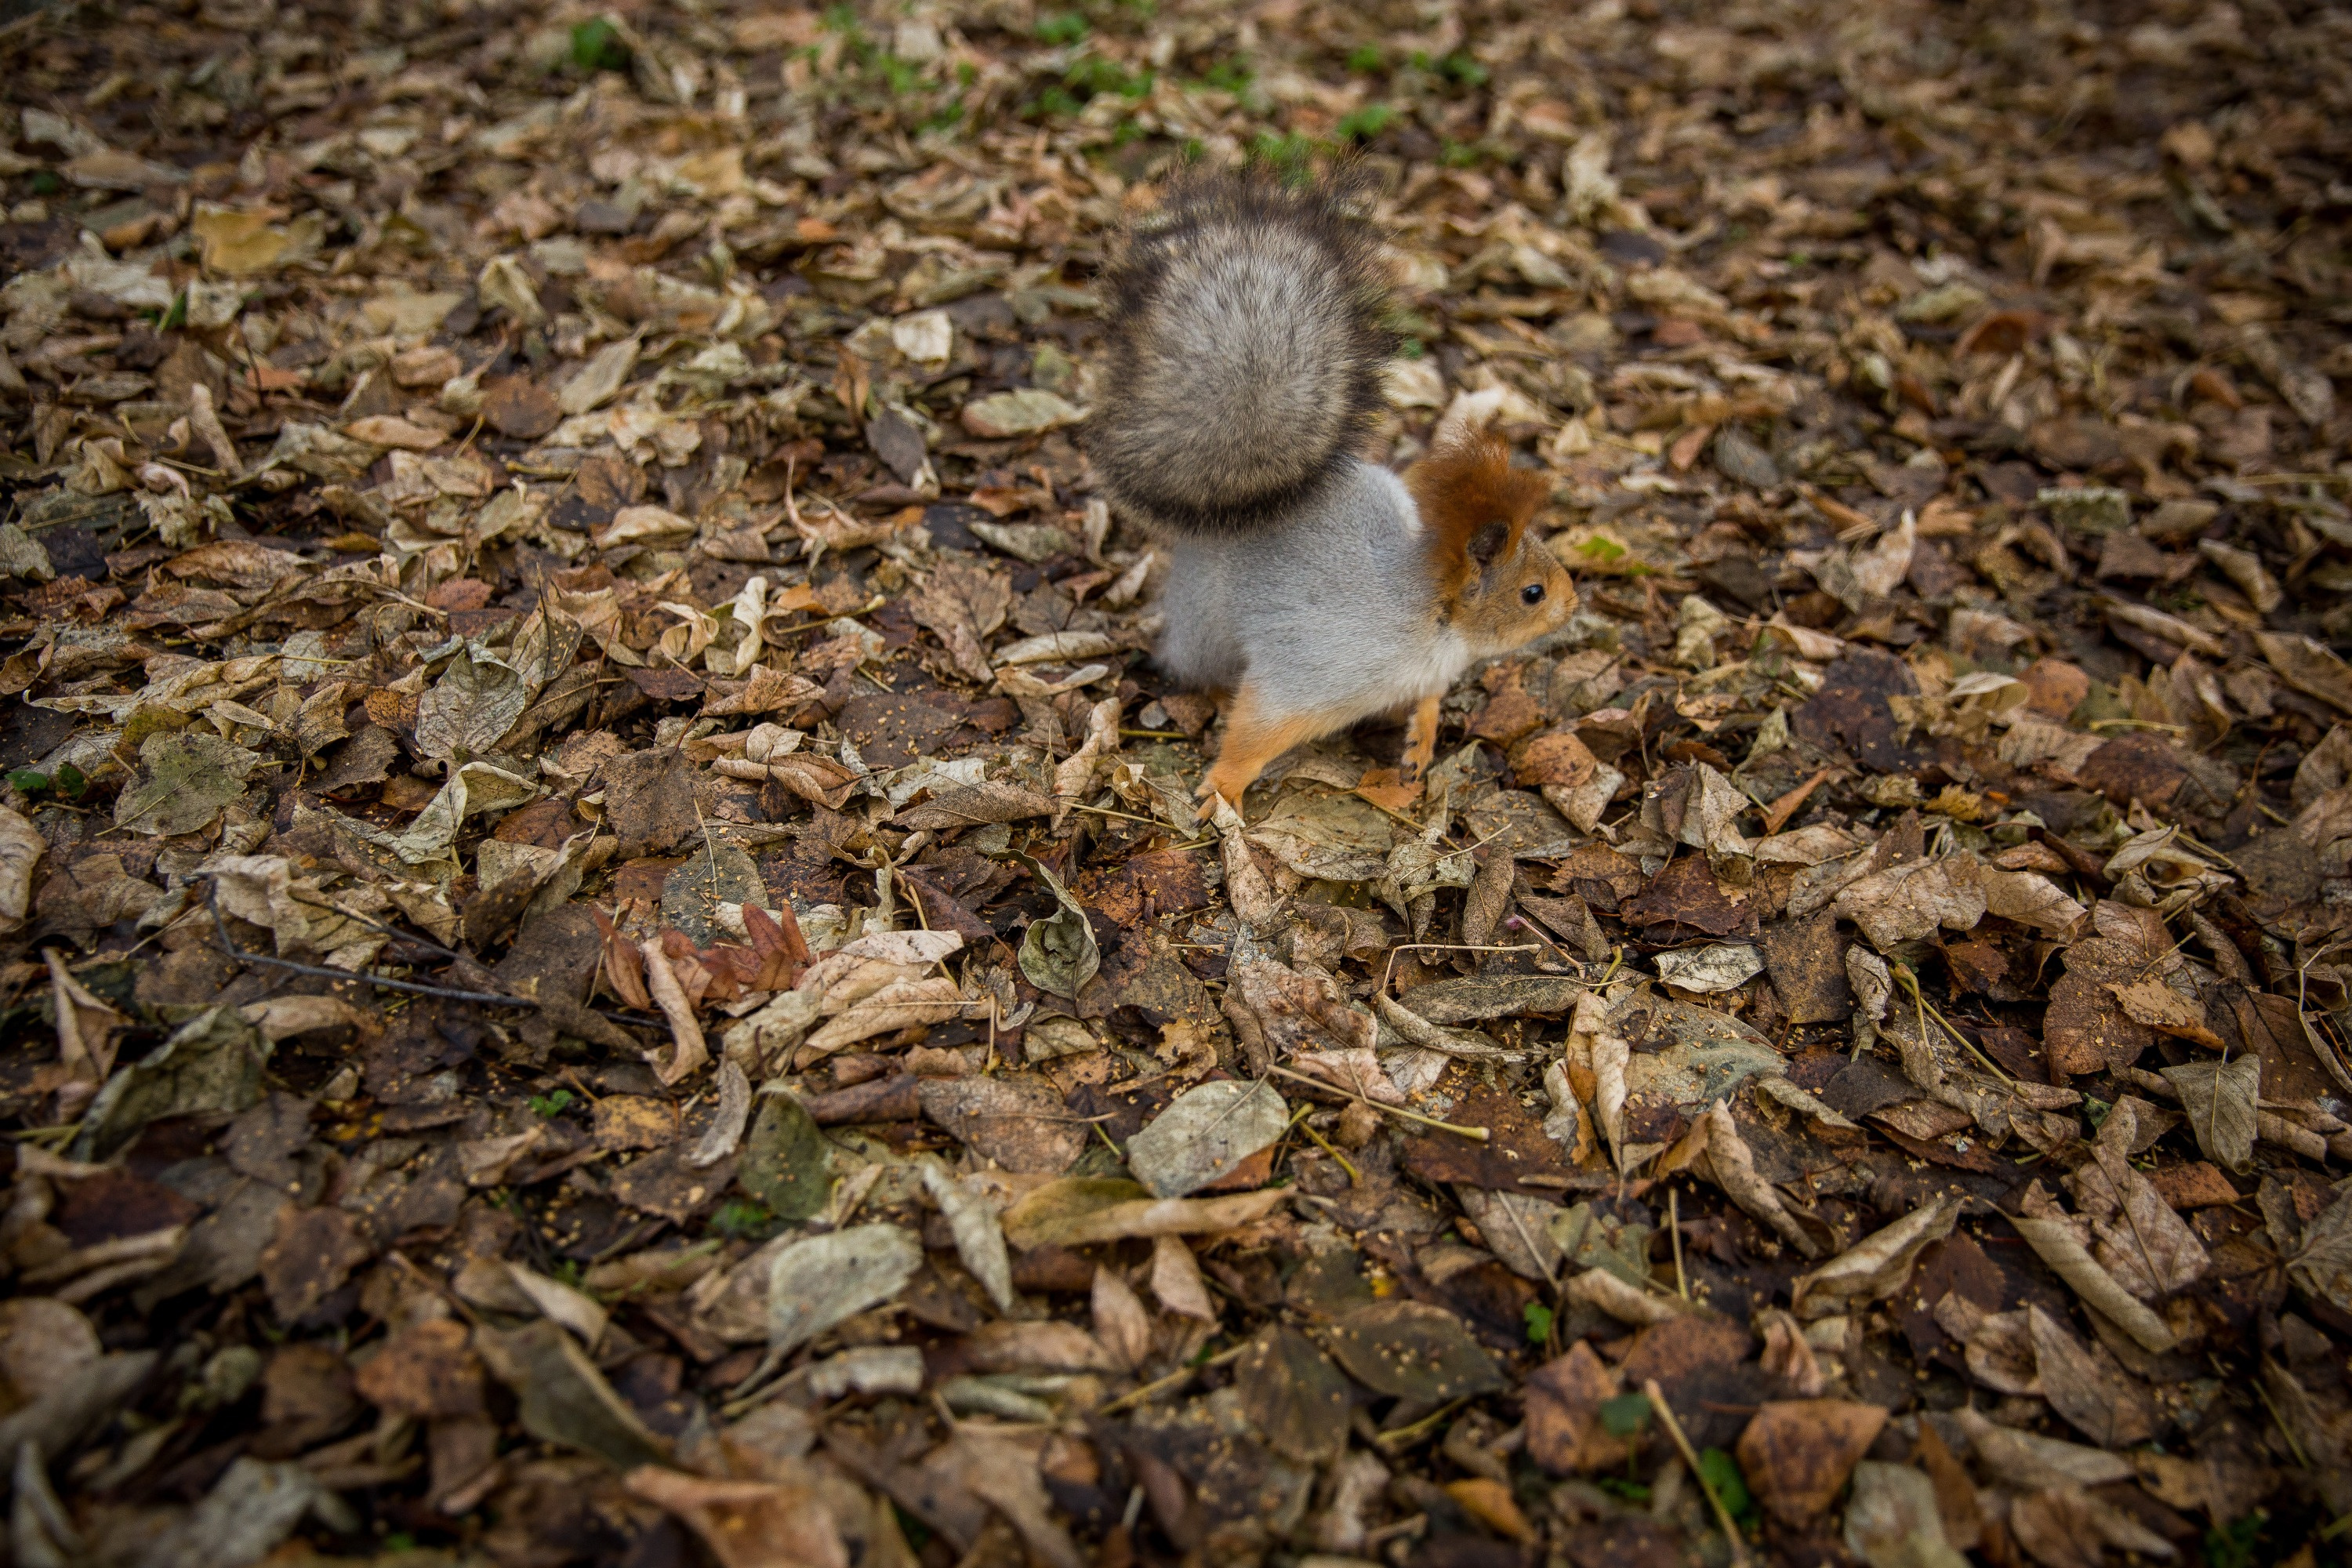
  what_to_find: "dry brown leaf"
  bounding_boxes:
[1736,1399,1886,1526]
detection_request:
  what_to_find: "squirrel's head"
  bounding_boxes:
[1410,432,1578,655]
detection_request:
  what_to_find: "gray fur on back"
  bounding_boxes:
[1156,459,1472,723]
[1089,172,1395,539]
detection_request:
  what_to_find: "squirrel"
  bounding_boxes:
[1088,170,1577,812]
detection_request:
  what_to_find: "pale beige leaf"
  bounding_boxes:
[920,1160,1014,1312]
[1090,1266,1153,1372]
[1831,855,1987,951]
[2027,1305,2158,1447]
[1148,1234,1217,1322]
[2007,1214,2176,1353]
[1790,1195,1959,1319]
[1954,1407,2132,1490]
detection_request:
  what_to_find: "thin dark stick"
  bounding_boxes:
[285,887,465,962]
[206,883,538,1009]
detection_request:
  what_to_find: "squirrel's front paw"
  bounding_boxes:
[1195,768,1247,818]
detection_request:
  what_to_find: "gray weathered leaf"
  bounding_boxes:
[738,1093,834,1221]
[920,1159,1015,1312]
[1018,855,1098,999]
[2163,1054,2259,1174]
[1844,1461,1971,1568]
[766,1224,922,1356]
[114,731,259,837]
[478,1319,670,1471]
[415,646,528,760]
[1789,1196,1958,1319]
[2288,1186,2352,1319]
[141,1457,325,1568]
[1654,942,1766,993]
[1547,1201,1654,1288]
[660,845,768,947]
[1458,1185,1564,1283]
[1123,1079,1288,1198]
[74,1007,269,1160]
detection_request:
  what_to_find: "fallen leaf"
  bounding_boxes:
[1323,1301,1505,1401]
[1843,1461,1972,1568]
[2025,1304,2157,1447]
[1526,1341,1639,1473]
[2162,1054,2259,1173]
[1002,1178,1287,1247]
[625,1466,851,1568]
[1737,1399,1886,1526]
[1018,856,1099,1000]
[765,1225,922,1357]
[739,1094,835,1221]
[113,731,259,837]
[1655,942,1766,993]
[962,388,1086,437]
[478,1319,670,1470]
[2006,1214,2176,1354]
[1123,1078,1289,1198]
[1790,1196,1958,1320]
[920,1158,1015,1312]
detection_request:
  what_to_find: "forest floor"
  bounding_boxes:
[2,1,2352,1566]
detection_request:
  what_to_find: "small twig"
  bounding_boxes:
[1669,1185,1688,1300]
[1291,1109,1359,1183]
[1642,1377,1751,1567]
[1066,801,1163,826]
[1893,964,2014,1087]
[1098,1344,1247,1414]
[1375,1396,1469,1450]
[208,885,536,1009]
[1265,1062,1490,1142]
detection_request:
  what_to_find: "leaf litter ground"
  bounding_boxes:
[2,2,2351,1566]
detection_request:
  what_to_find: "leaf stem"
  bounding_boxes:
[1642,1377,1751,1568]
[1265,1063,1490,1142]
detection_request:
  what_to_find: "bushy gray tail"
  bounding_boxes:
[1088,171,1396,539]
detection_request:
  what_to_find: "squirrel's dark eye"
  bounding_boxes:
[1521,583,1545,606]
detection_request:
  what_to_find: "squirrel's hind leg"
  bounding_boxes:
[1198,684,1330,811]
[1398,692,1443,788]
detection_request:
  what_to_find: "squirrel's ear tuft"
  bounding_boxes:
[1409,432,1552,595]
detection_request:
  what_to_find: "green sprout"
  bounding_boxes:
[1523,1301,1554,1346]
[528,1088,575,1118]
[1345,45,1385,73]
[1199,57,1253,93]
[1036,11,1089,44]
[710,1199,777,1239]
[1599,1391,1652,1484]
[2205,1512,2266,1568]
[569,18,629,73]
[1333,103,1396,142]
[1698,1448,1757,1530]
[9,764,85,799]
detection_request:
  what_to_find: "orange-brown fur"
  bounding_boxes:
[1411,433,1578,665]
[1407,433,1555,601]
